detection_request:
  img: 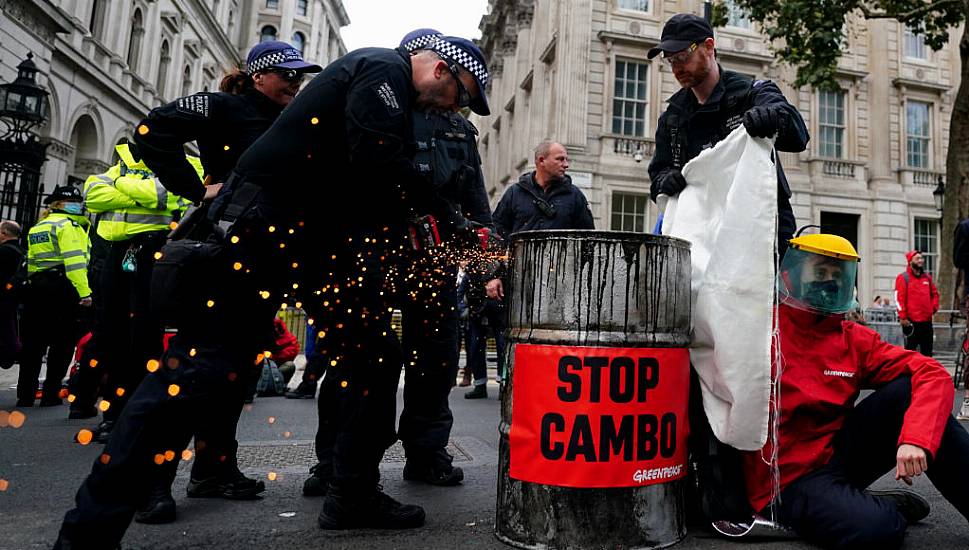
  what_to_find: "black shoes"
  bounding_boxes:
[93,421,114,444]
[68,406,97,420]
[285,380,317,399]
[303,463,331,496]
[403,462,464,486]
[15,398,33,407]
[464,385,487,399]
[866,489,931,524]
[134,484,176,524]
[187,470,265,500]
[318,486,425,530]
[39,396,63,407]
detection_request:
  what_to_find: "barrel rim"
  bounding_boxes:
[509,229,691,249]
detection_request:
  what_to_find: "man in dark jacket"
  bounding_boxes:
[467,140,594,398]
[0,220,22,369]
[646,13,809,256]
[895,250,939,357]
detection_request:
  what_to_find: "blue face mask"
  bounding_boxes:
[62,203,84,215]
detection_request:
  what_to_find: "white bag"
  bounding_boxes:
[662,126,777,451]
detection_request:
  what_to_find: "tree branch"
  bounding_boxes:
[858,0,964,21]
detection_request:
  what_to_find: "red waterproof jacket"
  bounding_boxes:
[272,318,300,363]
[895,258,939,323]
[742,304,953,512]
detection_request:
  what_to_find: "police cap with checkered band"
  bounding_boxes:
[400,28,444,53]
[427,36,491,116]
[246,41,322,75]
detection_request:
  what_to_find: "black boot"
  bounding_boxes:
[464,384,487,399]
[403,461,464,486]
[93,420,114,444]
[186,468,265,500]
[318,485,425,530]
[302,462,331,496]
[68,406,98,420]
[134,482,176,524]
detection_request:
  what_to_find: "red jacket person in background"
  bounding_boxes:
[742,234,969,549]
[895,250,939,356]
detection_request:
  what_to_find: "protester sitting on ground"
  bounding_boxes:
[738,233,969,549]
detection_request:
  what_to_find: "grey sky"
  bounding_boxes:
[341,0,490,52]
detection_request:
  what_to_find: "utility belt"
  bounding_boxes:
[150,173,265,327]
[29,265,66,282]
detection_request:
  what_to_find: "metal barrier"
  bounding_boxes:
[276,307,308,351]
[862,308,964,359]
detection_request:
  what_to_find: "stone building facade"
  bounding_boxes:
[472,0,961,307]
[0,0,347,213]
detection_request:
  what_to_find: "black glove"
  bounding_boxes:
[743,106,780,138]
[655,169,687,198]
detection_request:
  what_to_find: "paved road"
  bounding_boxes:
[0,363,966,549]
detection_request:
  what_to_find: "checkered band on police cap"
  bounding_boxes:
[247,48,304,75]
[401,31,443,53]
[431,38,489,89]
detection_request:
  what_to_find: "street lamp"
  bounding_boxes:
[0,52,50,229]
[933,175,945,218]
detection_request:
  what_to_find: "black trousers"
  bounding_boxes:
[17,273,80,403]
[99,232,168,422]
[397,262,459,466]
[57,216,287,548]
[773,377,969,549]
[904,321,934,357]
[306,233,404,494]
[468,298,506,385]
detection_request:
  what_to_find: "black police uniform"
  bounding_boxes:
[222,46,464,521]
[0,237,23,370]
[647,67,809,255]
[54,90,285,547]
[307,111,494,489]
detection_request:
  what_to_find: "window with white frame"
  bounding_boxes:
[612,59,648,137]
[725,0,751,29]
[297,0,308,16]
[266,0,278,9]
[818,90,845,158]
[906,100,931,168]
[904,26,927,60]
[611,192,649,232]
[617,0,649,12]
[914,218,938,277]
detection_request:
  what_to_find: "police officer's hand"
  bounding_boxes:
[202,182,224,203]
[79,296,93,307]
[743,106,781,138]
[656,170,687,197]
[486,278,504,300]
[900,318,913,329]
[895,444,928,485]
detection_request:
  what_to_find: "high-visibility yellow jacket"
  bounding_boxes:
[83,144,198,241]
[26,211,92,298]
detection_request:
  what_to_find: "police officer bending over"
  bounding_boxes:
[647,13,808,256]
[301,29,495,497]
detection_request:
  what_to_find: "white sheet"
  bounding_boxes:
[661,126,777,451]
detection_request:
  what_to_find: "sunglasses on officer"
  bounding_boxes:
[263,68,306,83]
[662,43,699,66]
[441,59,472,108]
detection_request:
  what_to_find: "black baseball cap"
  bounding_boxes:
[647,14,714,59]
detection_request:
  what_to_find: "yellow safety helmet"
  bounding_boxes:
[779,233,858,314]
[788,233,859,262]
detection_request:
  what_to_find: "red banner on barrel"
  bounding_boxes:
[509,344,690,488]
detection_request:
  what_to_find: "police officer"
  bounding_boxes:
[132,42,321,506]
[646,13,809,256]
[301,29,494,496]
[470,140,595,398]
[16,186,92,408]
[220,34,490,530]
[54,35,487,546]
[53,44,321,547]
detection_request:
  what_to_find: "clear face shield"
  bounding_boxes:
[777,248,858,315]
